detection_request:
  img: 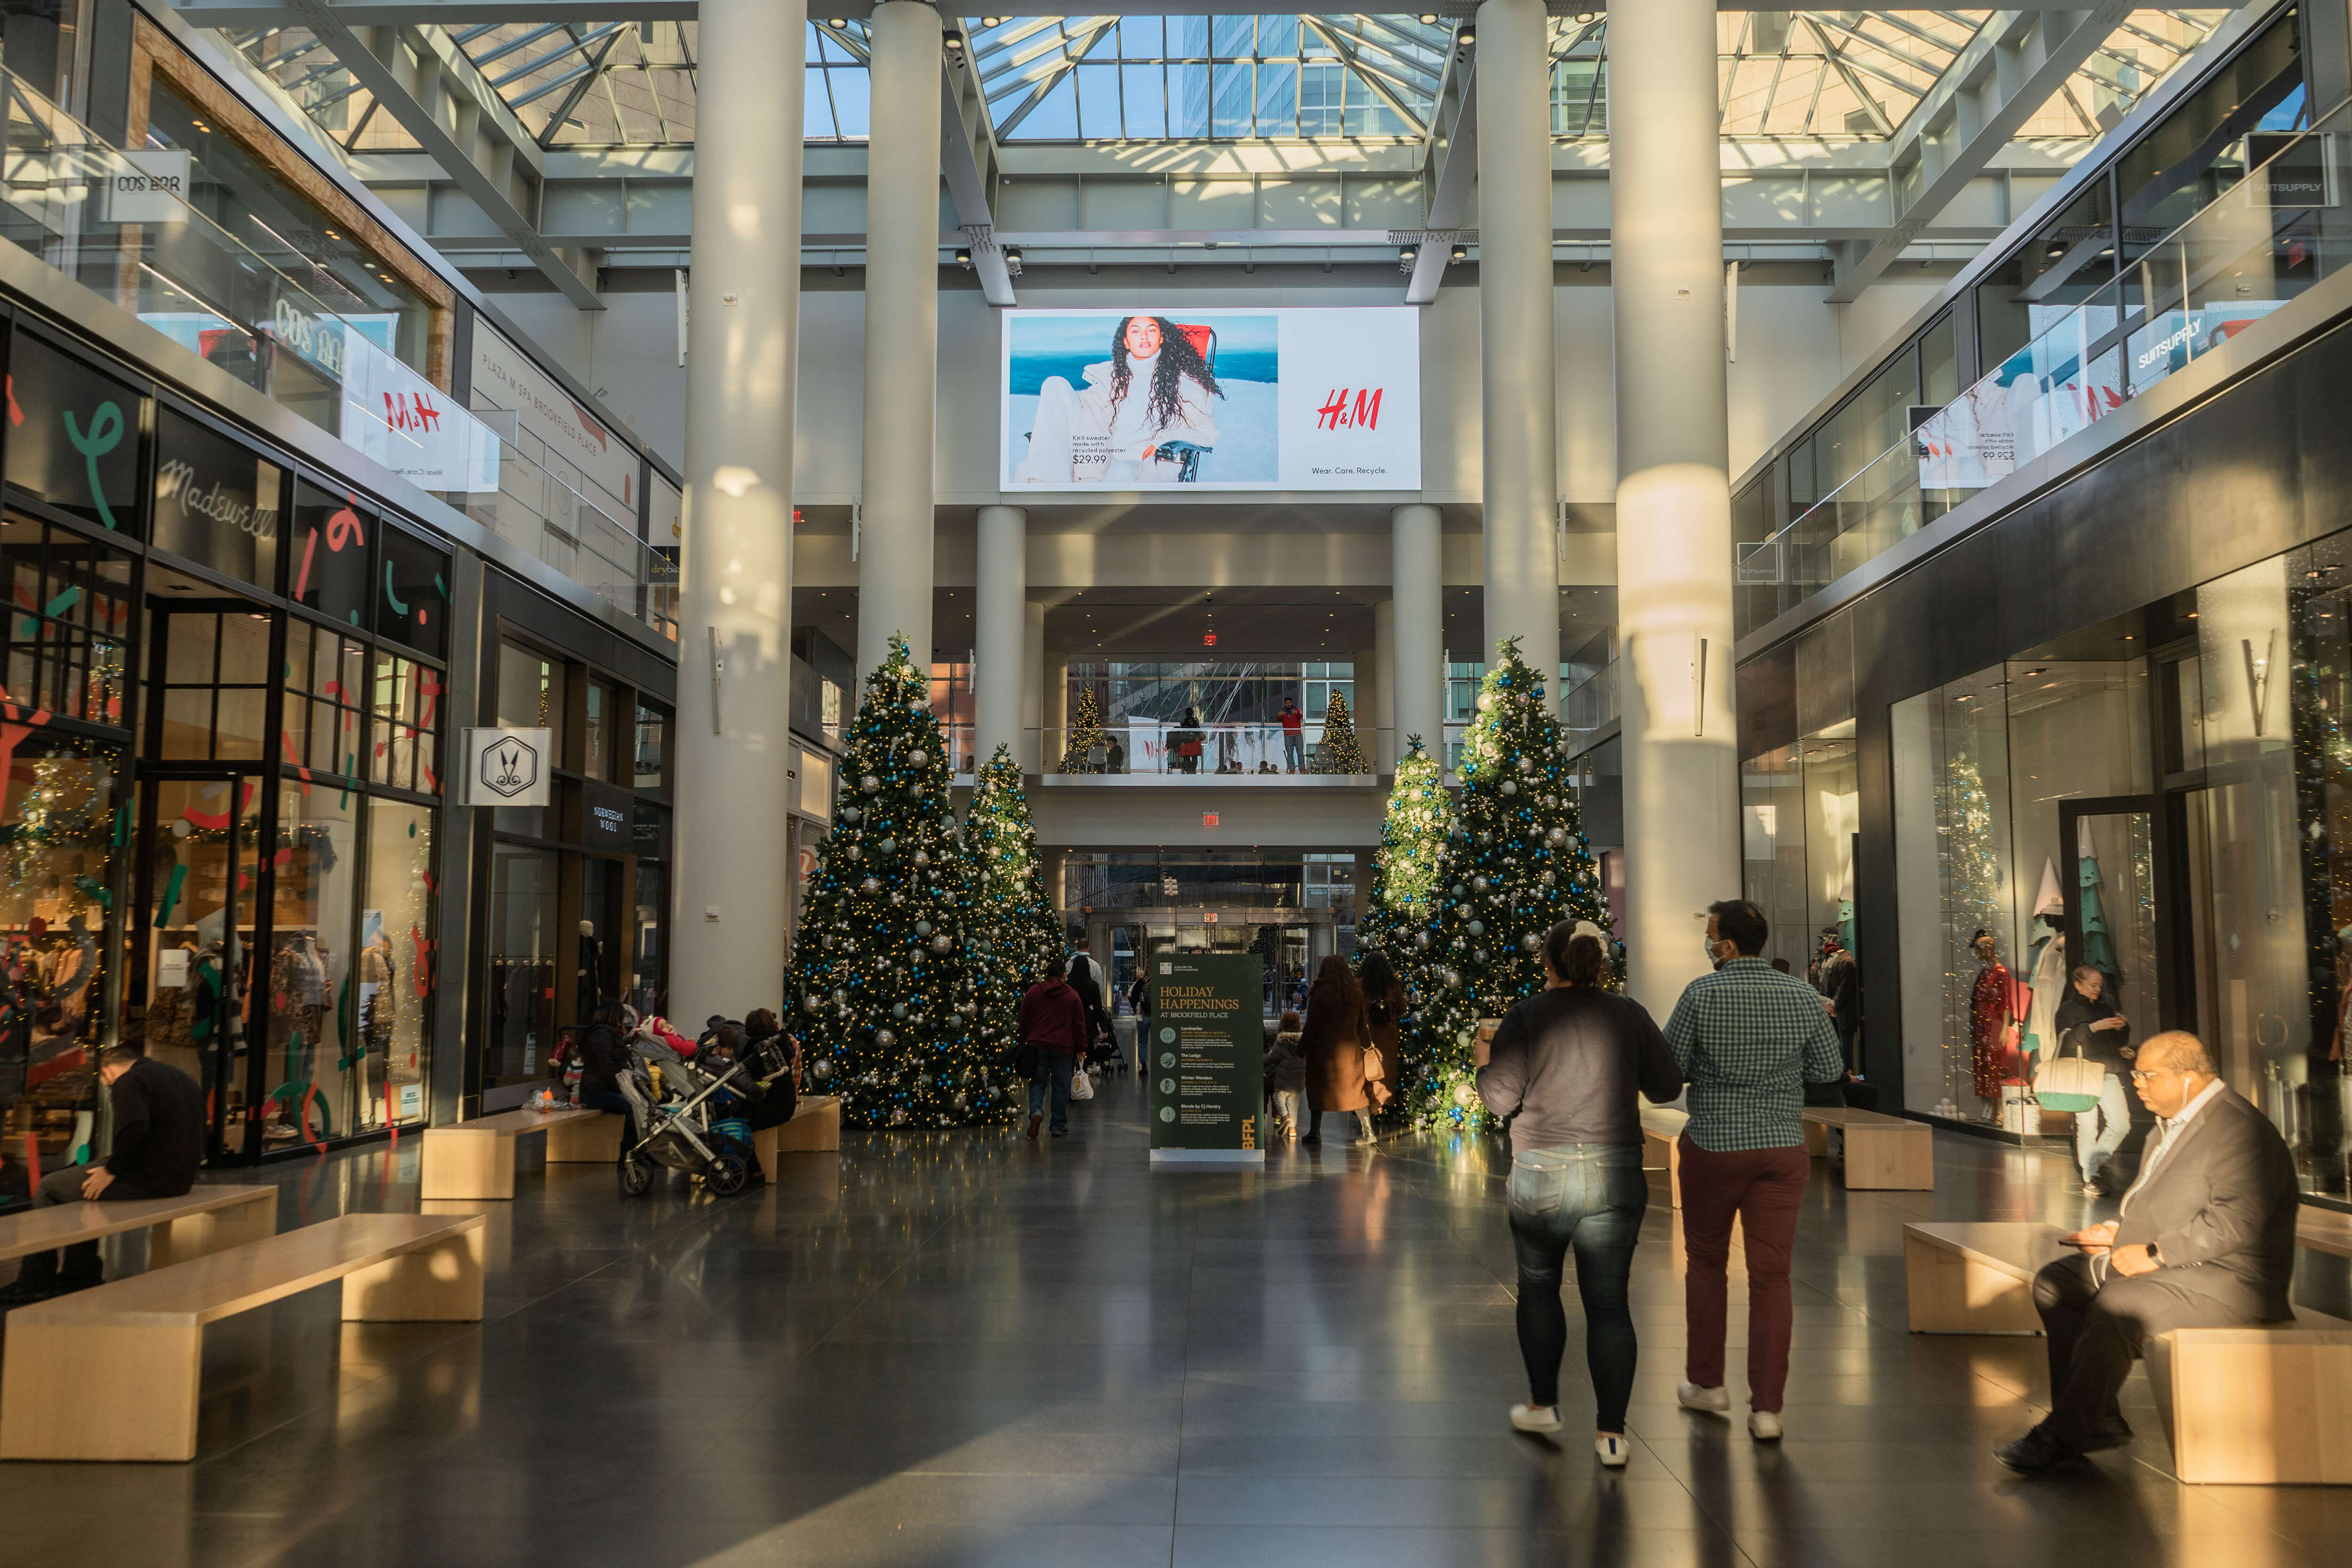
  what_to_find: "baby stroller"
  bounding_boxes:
[615,1017,756,1197]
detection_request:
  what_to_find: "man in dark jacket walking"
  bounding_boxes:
[2,1043,207,1304]
[1067,937,1112,1059]
[1017,957,1090,1141]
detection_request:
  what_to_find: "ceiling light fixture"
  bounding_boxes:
[943,29,965,56]
[1457,25,1476,47]
[1418,12,1438,23]
[1450,243,1468,263]
[955,246,972,268]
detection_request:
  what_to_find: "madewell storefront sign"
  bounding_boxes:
[1148,952,1263,1165]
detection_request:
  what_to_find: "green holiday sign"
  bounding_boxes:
[1148,951,1262,1162]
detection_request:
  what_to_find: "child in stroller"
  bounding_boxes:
[615,1015,762,1197]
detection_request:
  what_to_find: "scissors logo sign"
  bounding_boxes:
[464,727,551,806]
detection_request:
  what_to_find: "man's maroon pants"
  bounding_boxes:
[1678,1135,1811,1412]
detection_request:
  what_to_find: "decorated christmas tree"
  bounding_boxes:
[964,743,1063,1004]
[1358,735,1449,960]
[787,636,1019,1129]
[1311,688,1370,774]
[1397,638,1611,1133]
[1057,684,1109,773]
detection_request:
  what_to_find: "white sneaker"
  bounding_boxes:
[1677,1382,1731,1414]
[1509,1403,1563,1433]
[1595,1433,1630,1467]
[1748,1411,1783,1441]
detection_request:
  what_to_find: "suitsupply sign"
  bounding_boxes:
[1001,306,1420,491]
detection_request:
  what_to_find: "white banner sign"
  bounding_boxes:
[1001,307,1420,491]
[471,321,638,513]
[102,150,190,225]
[341,329,500,493]
[464,727,553,806]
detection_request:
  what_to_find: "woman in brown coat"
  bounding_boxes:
[1301,954,1374,1145]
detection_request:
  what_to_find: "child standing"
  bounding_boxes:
[1263,1010,1306,1139]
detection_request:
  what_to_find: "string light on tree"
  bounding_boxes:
[963,742,1062,1053]
[1310,688,1370,775]
[786,635,1016,1129]
[1057,684,1110,774]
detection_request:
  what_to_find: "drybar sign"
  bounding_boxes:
[464,727,552,806]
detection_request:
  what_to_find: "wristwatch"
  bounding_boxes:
[2145,1242,2162,1265]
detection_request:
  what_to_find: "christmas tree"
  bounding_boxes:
[964,743,1063,1001]
[1311,688,1370,774]
[1397,638,1610,1133]
[1358,735,1448,959]
[787,635,1019,1129]
[1058,684,1110,773]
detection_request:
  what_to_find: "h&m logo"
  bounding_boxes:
[1315,389,1383,430]
[385,392,443,434]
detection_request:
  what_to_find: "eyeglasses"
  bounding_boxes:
[2128,1067,2181,1084]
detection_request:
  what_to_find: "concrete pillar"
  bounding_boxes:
[1390,504,1444,764]
[1042,653,1069,768]
[1608,0,1740,1014]
[1021,600,1044,772]
[669,0,803,1021]
[1350,648,1381,774]
[1372,601,1397,773]
[854,0,941,682]
[1476,0,1560,687]
[975,505,1025,770]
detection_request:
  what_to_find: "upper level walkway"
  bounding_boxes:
[3,1080,2346,1566]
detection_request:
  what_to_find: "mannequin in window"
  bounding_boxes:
[1969,928,2018,1119]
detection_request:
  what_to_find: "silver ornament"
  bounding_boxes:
[931,935,953,953]
[860,775,879,793]
[876,1028,896,1046]
[860,876,881,894]
[909,748,928,766]
[812,1059,833,1080]
[880,837,897,854]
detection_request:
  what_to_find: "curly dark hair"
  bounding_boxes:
[1108,316,1224,432]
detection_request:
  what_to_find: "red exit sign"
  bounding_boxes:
[1203,911,1220,924]
[1203,631,1217,646]
[1201,812,1219,828]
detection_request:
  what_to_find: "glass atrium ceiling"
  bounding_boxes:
[231,9,2232,151]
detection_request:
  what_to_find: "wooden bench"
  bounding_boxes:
[0,1211,485,1462]
[2298,1206,2352,1259]
[1804,1106,1935,1190]
[420,1106,609,1200]
[2148,1305,2352,1484]
[1639,1106,1688,1209]
[0,1186,276,1273]
[1903,1220,2068,1334]
[753,1095,842,1179]
[542,1111,626,1164]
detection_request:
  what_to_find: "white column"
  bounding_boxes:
[1373,600,1397,773]
[1021,599,1044,772]
[975,505,1025,769]
[855,0,942,682]
[1351,648,1381,773]
[1476,0,1560,686]
[1609,0,1740,1013]
[670,0,805,1019]
[1043,653,1069,767]
[1391,503,1444,762]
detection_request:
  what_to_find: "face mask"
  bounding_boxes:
[1702,936,1721,963]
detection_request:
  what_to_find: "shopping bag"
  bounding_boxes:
[1069,1063,1095,1101]
[2032,1032,2105,1114]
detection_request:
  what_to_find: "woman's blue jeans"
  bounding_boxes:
[1507,1142,1648,1431]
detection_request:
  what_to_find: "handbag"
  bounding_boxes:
[1010,1042,1041,1082]
[1361,1044,1387,1084]
[2032,1027,2106,1114]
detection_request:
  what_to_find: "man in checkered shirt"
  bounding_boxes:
[1662,898,1847,1443]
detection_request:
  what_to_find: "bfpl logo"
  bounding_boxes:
[1316,389,1383,430]
[478,734,540,800]
[385,392,443,434]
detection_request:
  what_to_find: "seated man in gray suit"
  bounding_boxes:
[1998,1029,2301,1474]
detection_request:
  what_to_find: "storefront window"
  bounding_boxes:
[138,776,261,1157]
[150,594,274,763]
[1741,742,1807,970]
[362,798,434,1127]
[289,483,373,629]
[262,786,356,1148]
[497,639,564,740]
[634,699,666,791]
[378,527,449,661]
[285,619,369,779]
[484,842,559,1097]
[151,410,284,591]
[583,679,612,780]
[368,651,440,795]
[4,334,145,537]
[1895,643,2159,1128]
[0,732,121,1207]
[3,514,132,726]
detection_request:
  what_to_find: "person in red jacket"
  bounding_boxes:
[1018,956,1091,1141]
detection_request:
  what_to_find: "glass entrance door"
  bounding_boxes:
[133,775,262,1163]
[2173,762,2311,1148]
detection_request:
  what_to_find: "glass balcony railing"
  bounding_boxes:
[1025,724,1395,777]
[1562,658,1619,748]
[1736,95,2352,637]
[0,69,676,638]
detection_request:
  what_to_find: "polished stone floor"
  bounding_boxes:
[3,1075,2350,1567]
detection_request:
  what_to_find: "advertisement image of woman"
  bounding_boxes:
[1015,315,1224,485]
